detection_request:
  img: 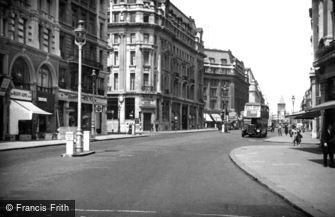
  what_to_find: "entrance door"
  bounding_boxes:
[143,113,152,131]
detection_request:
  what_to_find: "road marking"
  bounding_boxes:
[75,208,252,217]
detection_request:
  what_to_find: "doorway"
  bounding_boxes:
[143,113,152,131]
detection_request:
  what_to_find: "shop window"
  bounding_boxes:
[125,98,135,119]
[107,98,118,119]
[11,57,30,90]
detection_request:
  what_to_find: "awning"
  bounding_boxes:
[310,100,335,111]
[204,113,214,122]
[211,113,222,122]
[10,100,52,134]
[285,110,320,119]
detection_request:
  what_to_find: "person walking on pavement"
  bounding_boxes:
[284,124,288,136]
[278,124,282,136]
[322,124,335,168]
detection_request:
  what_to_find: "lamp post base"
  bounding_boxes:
[75,130,83,153]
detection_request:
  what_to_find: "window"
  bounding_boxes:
[210,88,217,97]
[210,100,216,109]
[130,51,136,65]
[113,12,119,22]
[128,0,136,3]
[89,16,95,33]
[220,58,227,65]
[130,12,136,22]
[100,23,103,39]
[125,98,135,119]
[130,33,136,43]
[114,73,119,90]
[143,33,149,43]
[209,58,215,63]
[143,51,149,65]
[99,50,103,64]
[38,24,43,50]
[130,72,135,90]
[143,14,149,23]
[107,98,118,119]
[59,68,66,88]
[47,0,52,15]
[47,29,52,52]
[37,65,52,92]
[114,51,119,65]
[143,73,149,86]
[113,34,120,44]
[11,57,30,90]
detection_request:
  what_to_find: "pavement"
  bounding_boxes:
[0,128,217,151]
[230,132,335,217]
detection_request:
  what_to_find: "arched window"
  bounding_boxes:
[37,65,52,93]
[11,57,30,90]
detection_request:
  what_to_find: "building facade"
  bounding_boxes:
[310,0,335,138]
[245,68,264,104]
[203,49,249,126]
[0,0,109,141]
[106,0,205,132]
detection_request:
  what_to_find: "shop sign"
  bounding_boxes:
[1,77,10,89]
[38,97,47,102]
[10,89,32,101]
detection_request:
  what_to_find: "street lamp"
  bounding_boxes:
[91,69,97,137]
[74,20,87,153]
[292,95,295,114]
[118,95,124,133]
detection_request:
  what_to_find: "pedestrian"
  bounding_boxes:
[295,129,303,146]
[322,124,335,168]
[278,124,282,136]
[292,128,297,146]
[284,124,288,136]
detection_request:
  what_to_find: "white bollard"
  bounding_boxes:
[83,131,90,152]
[65,132,74,155]
[222,124,225,133]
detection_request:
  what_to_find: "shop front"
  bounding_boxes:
[9,89,52,140]
[57,90,107,137]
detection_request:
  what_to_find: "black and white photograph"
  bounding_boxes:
[0,0,334,216]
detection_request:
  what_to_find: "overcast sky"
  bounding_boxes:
[172,0,313,114]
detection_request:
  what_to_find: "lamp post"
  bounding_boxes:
[91,69,97,137]
[74,20,87,153]
[292,95,295,114]
[118,95,124,133]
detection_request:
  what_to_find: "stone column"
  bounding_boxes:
[310,69,318,138]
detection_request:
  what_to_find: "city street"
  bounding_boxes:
[0,130,307,217]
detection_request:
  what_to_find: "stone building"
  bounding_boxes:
[0,0,109,140]
[106,0,205,132]
[245,68,264,104]
[203,49,249,126]
[310,0,334,138]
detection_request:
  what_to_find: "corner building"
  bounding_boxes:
[107,0,205,132]
[203,49,249,126]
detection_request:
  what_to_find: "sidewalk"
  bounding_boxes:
[230,133,335,217]
[265,131,320,144]
[0,128,216,151]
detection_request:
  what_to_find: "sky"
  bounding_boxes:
[172,0,313,114]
